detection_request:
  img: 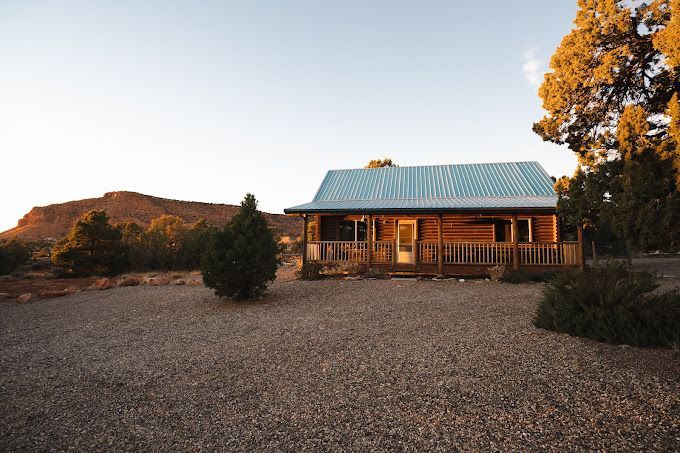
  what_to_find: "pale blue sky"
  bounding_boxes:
[0,1,578,231]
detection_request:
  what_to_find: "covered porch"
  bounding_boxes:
[299,213,584,276]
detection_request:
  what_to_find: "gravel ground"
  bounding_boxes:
[1,278,679,451]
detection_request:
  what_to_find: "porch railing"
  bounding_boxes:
[307,241,580,266]
[306,241,393,264]
[417,241,580,266]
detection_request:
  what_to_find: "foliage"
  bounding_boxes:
[178,219,218,270]
[201,194,279,299]
[365,158,397,168]
[115,221,146,270]
[0,238,31,275]
[144,215,187,270]
[500,269,532,284]
[289,236,304,254]
[487,264,506,281]
[537,1,680,253]
[534,262,680,348]
[534,0,677,159]
[116,218,217,271]
[298,261,324,280]
[51,210,126,276]
[364,267,387,279]
[500,269,561,284]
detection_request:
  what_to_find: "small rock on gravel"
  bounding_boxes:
[16,293,32,303]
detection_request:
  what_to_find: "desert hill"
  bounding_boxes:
[0,191,302,241]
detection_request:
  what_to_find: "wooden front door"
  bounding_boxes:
[397,220,416,264]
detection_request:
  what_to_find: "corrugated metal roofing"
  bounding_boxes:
[284,161,557,213]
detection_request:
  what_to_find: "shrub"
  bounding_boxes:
[500,269,531,284]
[298,261,324,280]
[364,268,387,279]
[51,210,126,277]
[0,238,31,275]
[536,270,559,283]
[201,194,278,300]
[289,237,304,254]
[534,262,680,348]
[177,219,218,270]
[487,264,505,281]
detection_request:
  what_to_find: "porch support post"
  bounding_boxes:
[315,215,321,242]
[301,214,308,267]
[391,238,397,269]
[577,223,586,272]
[437,214,444,277]
[366,215,373,271]
[511,214,519,271]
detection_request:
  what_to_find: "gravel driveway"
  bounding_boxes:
[1,279,679,451]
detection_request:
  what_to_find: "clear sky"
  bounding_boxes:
[0,0,578,232]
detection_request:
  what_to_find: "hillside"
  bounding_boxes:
[0,191,301,241]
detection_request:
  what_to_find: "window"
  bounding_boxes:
[494,220,511,242]
[337,221,355,241]
[356,221,367,241]
[336,219,375,241]
[517,219,531,243]
[494,218,532,242]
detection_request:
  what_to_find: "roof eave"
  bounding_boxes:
[284,206,557,215]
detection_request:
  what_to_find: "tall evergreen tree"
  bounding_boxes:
[201,194,278,300]
[51,210,125,276]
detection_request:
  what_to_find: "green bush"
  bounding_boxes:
[534,262,680,348]
[0,238,31,275]
[536,270,560,282]
[501,269,532,284]
[298,261,324,280]
[201,194,278,300]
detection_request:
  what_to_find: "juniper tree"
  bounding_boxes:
[201,194,278,300]
[536,0,680,252]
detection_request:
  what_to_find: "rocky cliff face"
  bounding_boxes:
[1,191,301,240]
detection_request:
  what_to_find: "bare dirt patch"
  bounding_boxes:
[1,278,678,451]
[0,276,98,298]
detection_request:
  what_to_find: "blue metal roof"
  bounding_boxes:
[285,161,557,213]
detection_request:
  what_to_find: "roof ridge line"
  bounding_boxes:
[326,161,542,172]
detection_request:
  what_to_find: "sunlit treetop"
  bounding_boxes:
[534,0,679,163]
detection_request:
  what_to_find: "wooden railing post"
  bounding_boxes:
[577,224,586,272]
[301,214,308,267]
[437,214,444,277]
[366,215,372,271]
[511,215,519,270]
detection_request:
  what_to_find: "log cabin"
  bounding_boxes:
[284,161,584,276]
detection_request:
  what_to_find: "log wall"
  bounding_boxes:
[318,213,558,242]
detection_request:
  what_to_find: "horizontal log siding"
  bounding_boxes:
[531,215,558,243]
[442,215,493,242]
[318,213,557,243]
[378,218,395,241]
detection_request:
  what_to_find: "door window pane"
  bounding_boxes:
[398,223,413,252]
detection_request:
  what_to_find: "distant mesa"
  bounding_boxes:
[1,191,301,241]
